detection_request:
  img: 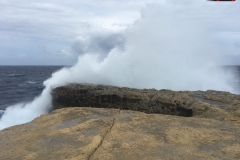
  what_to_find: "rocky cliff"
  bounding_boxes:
[0,84,240,160]
[52,84,240,121]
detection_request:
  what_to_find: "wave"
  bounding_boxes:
[7,74,25,77]
[26,81,37,84]
[0,110,4,118]
[0,4,237,130]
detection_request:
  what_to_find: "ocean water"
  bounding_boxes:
[0,66,64,115]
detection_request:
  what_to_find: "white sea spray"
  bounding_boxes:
[0,4,236,130]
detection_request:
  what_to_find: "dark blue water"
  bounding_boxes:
[0,65,239,117]
[0,66,64,113]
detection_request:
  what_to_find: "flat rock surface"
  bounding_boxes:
[0,107,240,160]
[1,84,240,159]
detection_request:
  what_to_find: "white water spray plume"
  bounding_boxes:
[0,5,237,129]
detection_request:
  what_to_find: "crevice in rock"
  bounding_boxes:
[87,109,120,160]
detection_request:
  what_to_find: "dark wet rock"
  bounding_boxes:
[52,84,240,121]
[52,84,194,117]
[189,91,227,106]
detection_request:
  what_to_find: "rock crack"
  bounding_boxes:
[87,109,120,160]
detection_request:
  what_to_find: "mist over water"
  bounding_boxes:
[0,5,237,129]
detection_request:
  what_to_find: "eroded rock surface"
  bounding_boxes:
[52,84,240,121]
[0,107,239,160]
[1,84,239,159]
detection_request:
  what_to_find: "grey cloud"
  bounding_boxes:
[0,0,137,42]
[53,50,73,58]
[234,42,240,48]
[1,0,240,65]
[71,32,125,56]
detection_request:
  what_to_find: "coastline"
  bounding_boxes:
[0,84,240,159]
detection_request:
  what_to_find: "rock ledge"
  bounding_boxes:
[52,84,240,121]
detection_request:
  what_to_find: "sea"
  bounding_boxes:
[0,65,240,118]
[0,66,64,117]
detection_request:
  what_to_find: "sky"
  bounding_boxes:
[0,0,239,65]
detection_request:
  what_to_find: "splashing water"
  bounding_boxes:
[0,5,237,129]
